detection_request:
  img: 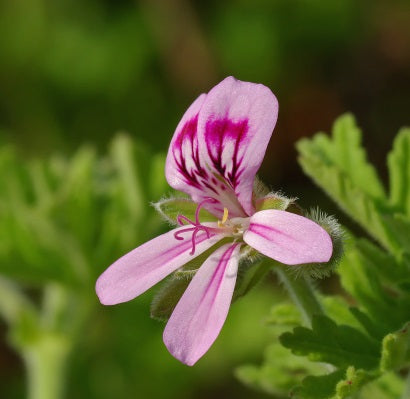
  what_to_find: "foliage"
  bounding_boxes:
[237,115,410,398]
[0,134,169,398]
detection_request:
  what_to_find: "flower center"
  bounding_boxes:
[174,198,249,255]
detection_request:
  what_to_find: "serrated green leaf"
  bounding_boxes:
[321,297,364,331]
[153,196,218,225]
[353,238,409,287]
[297,113,385,200]
[292,365,382,399]
[388,128,410,216]
[280,315,380,369]
[296,114,410,254]
[236,340,325,397]
[339,239,410,332]
[265,302,302,329]
[335,366,378,399]
[357,372,404,399]
[380,322,410,372]
[381,213,410,255]
[292,368,346,399]
[349,307,385,341]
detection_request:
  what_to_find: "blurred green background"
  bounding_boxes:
[0,0,409,398]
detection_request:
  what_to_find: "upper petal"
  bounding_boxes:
[165,93,207,200]
[166,77,278,218]
[96,224,225,305]
[197,77,278,216]
[163,242,241,366]
[243,210,333,265]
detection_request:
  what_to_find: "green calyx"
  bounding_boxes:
[152,195,218,226]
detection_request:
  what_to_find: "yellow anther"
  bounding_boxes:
[218,208,229,227]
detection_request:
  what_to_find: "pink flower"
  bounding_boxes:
[96,77,333,366]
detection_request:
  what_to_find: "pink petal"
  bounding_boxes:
[96,224,225,305]
[165,77,278,218]
[243,210,333,265]
[165,93,207,200]
[163,243,241,366]
[198,77,278,216]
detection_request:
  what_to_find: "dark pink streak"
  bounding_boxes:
[248,223,295,241]
[199,243,239,310]
[173,116,211,191]
[161,229,211,261]
[205,118,249,189]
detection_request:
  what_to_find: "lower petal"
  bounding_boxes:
[163,243,241,366]
[96,225,224,305]
[243,210,332,265]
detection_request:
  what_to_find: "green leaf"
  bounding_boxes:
[381,213,410,255]
[153,196,218,225]
[235,340,325,397]
[335,366,378,399]
[339,239,410,332]
[58,146,97,251]
[388,128,410,216]
[321,297,364,331]
[297,113,385,200]
[380,321,410,372]
[352,238,409,287]
[296,114,408,253]
[265,302,302,329]
[109,134,152,223]
[356,372,404,399]
[94,135,166,263]
[0,135,168,285]
[292,368,346,399]
[280,315,380,370]
[349,307,385,341]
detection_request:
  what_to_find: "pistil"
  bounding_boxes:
[174,198,218,255]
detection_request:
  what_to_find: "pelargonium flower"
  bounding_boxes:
[96,77,333,366]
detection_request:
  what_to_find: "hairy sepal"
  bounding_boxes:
[152,195,218,226]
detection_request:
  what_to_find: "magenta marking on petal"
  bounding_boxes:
[200,243,239,302]
[244,210,333,265]
[173,116,209,190]
[249,223,294,241]
[205,118,249,190]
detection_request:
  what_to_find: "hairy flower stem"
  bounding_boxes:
[275,266,323,326]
